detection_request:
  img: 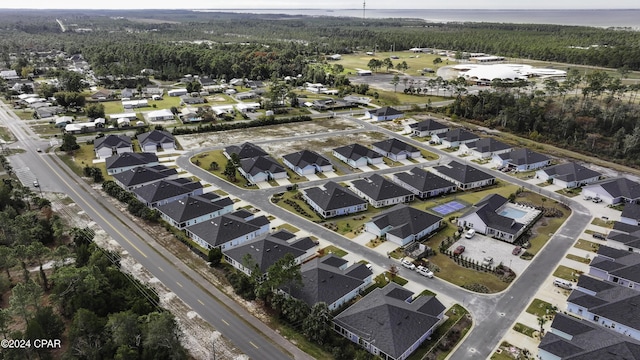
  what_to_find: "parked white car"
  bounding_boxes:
[416,265,434,278]
[401,259,416,270]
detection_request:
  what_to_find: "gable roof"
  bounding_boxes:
[156,193,233,223]
[351,174,414,201]
[105,152,159,170]
[409,118,448,132]
[392,167,456,192]
[225,142,268,160]
[594,178,640,201]
[497,147,550,165]
[333,283,445,359]
[112,164,177,187]
[591,245,640,284]
[371,106,403,117]
[137,130,175,147]
[433,161,495,184]
[541,162,602,183]
[186,210,270,247]
[282,150,331,168]
[623,203,640,221]
[461,194,523,235]
[370,205,442,239]
[94,134,132,150]
[465,138,511,153]
[303,181,367,211]
[283,254,372,308]
[132,178,202,204]
[439,128,478,142]
[224,230,316,274]
[372,138,419,155]
[539,313,640,360]
[240,156,286,176]
[333,143,383,162]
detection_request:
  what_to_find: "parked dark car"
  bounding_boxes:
[454,245,465,255]
[592,232,606,240]
[512,246,522,256]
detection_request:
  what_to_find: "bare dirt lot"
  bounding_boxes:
[176,117,361,149]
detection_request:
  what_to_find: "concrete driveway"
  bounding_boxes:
[449,235,531,276]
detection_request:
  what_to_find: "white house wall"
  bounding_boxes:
[458,213,488,234]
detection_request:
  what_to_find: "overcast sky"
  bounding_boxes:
[0,1,638,10]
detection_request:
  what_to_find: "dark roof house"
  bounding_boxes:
[132,178,203,207]
[432,161,495,190]
[156,193,234,229]
[351,174,415,208]
[391,167,456,199]
[302,181,368,218]
[224,142,268,160]
[112,164,178,190]
[185,210,270,250]
[105,152,159,175]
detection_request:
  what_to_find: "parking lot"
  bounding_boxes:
[448,234,531,276]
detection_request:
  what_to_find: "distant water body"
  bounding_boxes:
[201,9,640,29]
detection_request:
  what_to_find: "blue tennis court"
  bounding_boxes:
[432,201,466,215]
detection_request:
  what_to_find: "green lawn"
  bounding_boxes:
[276,223,300,233]
[513,323,537,338]
[406,304,470,360]
[336,52,450,78]
[191,150,258,189]
[553,265,583,282]
[591,218,613,228]
[427,252,510,293]
[320,245,348,258]
[526,298,556,317]
[566,253,591,264]
[574,239,601,252]
[272,191,323,223]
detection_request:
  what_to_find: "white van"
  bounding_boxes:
[464,229,476,239]
[553,278,573,290]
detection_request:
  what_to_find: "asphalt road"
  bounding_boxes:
[0,103,309,360]
[176,115,592,359]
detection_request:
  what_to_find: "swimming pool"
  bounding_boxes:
[499,207,527,220]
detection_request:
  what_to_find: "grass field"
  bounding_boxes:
[276,223,300,233]
[574,239,600,252]
[526,298,556,317]
[336,52,450,77]
[566,253,591,264]
[320,245,347,258]
[553,265,582,282]
[513,323,537,338]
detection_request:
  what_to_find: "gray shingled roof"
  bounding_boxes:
[333,143,383,162]
[283,255,372,308]
[465,138,512,153]
[392,167,456,193]
[371,106,403,117]
[186,210,270,247]
[440,128,478,142]
[156,193,233,223]
[240,156,286,176]
[433,161,494,184]
[105,152,159,170]
[622,203,640,221]
[460,194,523,235]
[333,283,444,359]
[351,174,413,201]
[225,142,268,160]
[303,181,367,211]
[372,138,419,155]
[497,147,550,165]
[137,130,175,147]
[541,162,602,183]
[223,230,310,274]
[282,150,331,168]
[132,178,202,203]
[112,164,177,187]
[95,134,131,150]
[409,119,448,132]
[370,205,442,240]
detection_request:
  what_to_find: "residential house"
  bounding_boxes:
[132,178,203,208]
[391,167,456,199]
[567,275,640,340]
[109,113,138,123]
[333,283,445,360]
[235,92,257,100]
[301,181,368,219]
[180,95,205,105]
[142,87,164,97]
[224,142,268,160]
[406,118,449,137]
[332,143,384,168]
[156,193,234,229]
[538,313,640,360]
[536,162,602,188]
[185,209,270,250]
[366,106,404,121]
[457,194,537,242]
[105,152,160,175]
[351,174,415,208]
[459,138,512,159]
[282,150,333,176]
[54,116,74,128]
[622,203,640,227]
[365,205,442,246]
[223,230,317,277]
[90,89,115,101]
[491,148,551,172]
[168,88,188,97]
[94,135,133,159]
[281,254,373,311]
[112,164,178,190]
[606,227,640,254]
[431,129,479,148]
[198,77,216,87]
[147,109,175,121]
[137,130,176,152]
[431,161,495,190]
[0,70,19,80]
[36,106,64,118]
[582,178,640,205]
[121,88,137,99]
[122,99,148,109]
[312,98,353,111]
[239,156,288,184]
[589,245,640,289]
[371,138,422,161]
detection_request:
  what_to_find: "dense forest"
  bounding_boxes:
[1,10,640,80]
[0,172,187,360]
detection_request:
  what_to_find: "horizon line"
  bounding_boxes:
[1,7,640,11]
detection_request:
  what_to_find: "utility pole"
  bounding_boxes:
[363,0,366,21]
